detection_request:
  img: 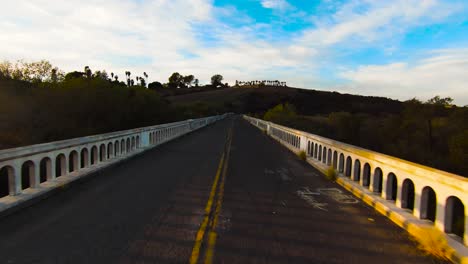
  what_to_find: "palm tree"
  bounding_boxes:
[84,66,92,78]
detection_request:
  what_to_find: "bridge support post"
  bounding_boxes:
[369,172,375,192]
[299,135,308,153]
[32,162,40,188]
[11,162,21,195]
[413,188,422,219]
[50,157,57,181]
[396,184,403,208]
[435,202,445,232]
[142,132,150,148]
[382,174,389,199]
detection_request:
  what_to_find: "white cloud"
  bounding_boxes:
[260,0,292,11]
[0,0,466,105]
[301,0,459,46]
[0,0,316,86]
[338,49,468,105]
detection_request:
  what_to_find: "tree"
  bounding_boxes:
[168,72,183,89]
[125,71,132,86]
[148,81,163,91]
[65,71,84,80]
[84,66,92,79]
[211,74,223,87]
[183,75,195,88]
[51,68,58,83]
[426,96,454,107]
[140,77,146,87]
[264,103,297,122]
[0,59,61,82]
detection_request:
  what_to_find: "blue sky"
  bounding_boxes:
[1,0,468,104]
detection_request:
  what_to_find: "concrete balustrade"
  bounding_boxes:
[0,115,227,205]
[245,116,468,250]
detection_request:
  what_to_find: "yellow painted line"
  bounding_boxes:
[189,152,225,264]
[204,128,233,264]
[190,120,234,264]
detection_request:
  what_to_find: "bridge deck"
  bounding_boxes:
[0,117,445,263]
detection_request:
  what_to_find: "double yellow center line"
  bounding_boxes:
[190,123,234,264]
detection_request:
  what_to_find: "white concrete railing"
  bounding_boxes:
[0,114,227,200]
[245,115,468,246]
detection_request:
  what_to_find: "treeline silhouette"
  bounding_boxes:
[262,100,467,176]
[0,60,225,149]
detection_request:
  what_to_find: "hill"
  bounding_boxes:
[167,86,403,116]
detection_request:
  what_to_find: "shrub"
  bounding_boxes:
[325,166,337,181]
[298,151,307,161]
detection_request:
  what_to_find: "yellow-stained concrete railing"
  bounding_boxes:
[0,114,228,200]
[244,115,468,249]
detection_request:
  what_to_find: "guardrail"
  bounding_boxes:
[0,114,228,200]
[244,115,468,248]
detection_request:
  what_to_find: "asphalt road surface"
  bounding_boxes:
[0,116,446,264]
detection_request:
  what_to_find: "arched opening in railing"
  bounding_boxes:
[445,196,465,240]
[353,159,361,181]
[114,141,119,156]
[307,141,312,156]
[131,137,136,150]
[40,157,51,183]
[372,168,383,193]
[99,144,106,162]
[420,186,436,222]
[385,173,397,201]
[126,138,131,153]
[21,160,35,190]
[136,136,140,148]
[55,154,66,177]
[401,179,415,211]
[314,144,318,159]
[327,149,332,165]
[80,148,89,168]
[338,154,345,173]
[323,147,327,164]
[91,146,98,165]
[333,151,338,169]
[69,151,79,172]
[345,156,352,177]
[318,145,322,161]
[107,142,113,159]
[0,166,14,197]
[120,140,125,154]
[149,133,153,145]
[362,163,371,187]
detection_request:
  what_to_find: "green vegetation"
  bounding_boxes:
[298,151,307,161]
[263,100,468,176]
[0,60,226,149]
[325,167,337,181]
[1,59,466,177]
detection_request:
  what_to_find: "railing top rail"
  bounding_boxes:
[0,116,218,161]
[246,116,467,183]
